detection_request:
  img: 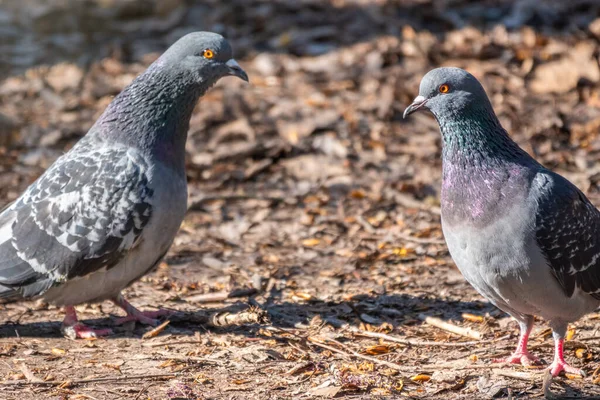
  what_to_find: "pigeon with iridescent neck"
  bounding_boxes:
[404,67,600,377]
[0,32,248,338]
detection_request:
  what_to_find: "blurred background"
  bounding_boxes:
[2,1,600,398]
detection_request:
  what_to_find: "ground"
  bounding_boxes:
[2,0,600,399]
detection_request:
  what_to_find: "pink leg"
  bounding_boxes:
[494,316,540,366]
[111,293,172,326]
[61,306,113,339]
[549,338,583,377]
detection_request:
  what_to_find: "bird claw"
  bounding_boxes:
[113,309,172,326]
[549,360,584,377]
[494,351,541,367]
[61,322,113,339]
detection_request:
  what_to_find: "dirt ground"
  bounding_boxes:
[2,0,600,398]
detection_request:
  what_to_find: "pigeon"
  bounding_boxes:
[404,67,599,377]
[0,32,248,339]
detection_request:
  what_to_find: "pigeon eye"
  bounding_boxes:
[202,49,215,59]
[439,84,450,94]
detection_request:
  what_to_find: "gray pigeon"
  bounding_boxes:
[0,32,248,338]
[404,67,599,377]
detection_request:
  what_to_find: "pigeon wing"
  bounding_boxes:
[0,144,153,298]
[534,170,600,299]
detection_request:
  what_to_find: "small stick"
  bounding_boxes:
[285,361,315,375]
[19,363,43,383]
[0,373,177,387]
[154,355,219,364]
[142,320,170,340]
[542,369,560,400]
[349,327,507,347]
[420,315,483,340]
[186,287,258,303]
[308,338,414,372]
[142,340,202,348]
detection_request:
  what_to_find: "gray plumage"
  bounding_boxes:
[0,32,247,315]
[404,67,599,376]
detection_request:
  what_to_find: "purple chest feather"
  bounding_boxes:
[441,160,532,227]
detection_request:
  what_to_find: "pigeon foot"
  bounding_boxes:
[494,351,541,366]
[113,309,172,326]
[61,305,113,339]
[62,322,113,339]
[549,359,583,377]
[112,294,172,326]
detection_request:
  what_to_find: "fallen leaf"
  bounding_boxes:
[51,348,66,356]
[364,345,392,355]
[411,374,431,383]
[462,313,484,323]
[302,238,321,247]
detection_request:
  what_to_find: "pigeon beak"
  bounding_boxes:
[226,59,249,82]
[403,95,428,119]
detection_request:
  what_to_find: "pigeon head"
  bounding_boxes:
[155,31,248,84]
[94,32,248,169]
[403,67,493,121]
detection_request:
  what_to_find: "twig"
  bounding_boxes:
[420,315,483,340]
[349,327,508,347]
[19,363,42,383]
[286,361,315,375]
[355,215,376,234]
[142,340,203,348]
[1,373,178,387]
[542,369,560,400]
[186,287,258,303]
[142,320,170,339]
[154,355,219,364]
[308,337,414,372]
[134,383,156,400]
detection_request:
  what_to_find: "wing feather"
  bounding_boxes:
[0,138,153,298]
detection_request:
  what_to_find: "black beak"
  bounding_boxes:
[403,95,428,119]
[226,59,249,82]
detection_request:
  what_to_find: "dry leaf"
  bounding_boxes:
[302,238,321,247]
[364,345,392,355]
[350,189,366,199]
[291,291,313,301]
[462,313,484,323]
[370,388,391,395]
[51,348,66,356]
[411,374,431,383]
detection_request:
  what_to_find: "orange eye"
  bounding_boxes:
[439,84,450,93]
[202,49,214,59]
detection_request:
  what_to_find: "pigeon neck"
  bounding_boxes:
[438,111,539,226]
[438,110,528,168]
[95,64,205,171]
